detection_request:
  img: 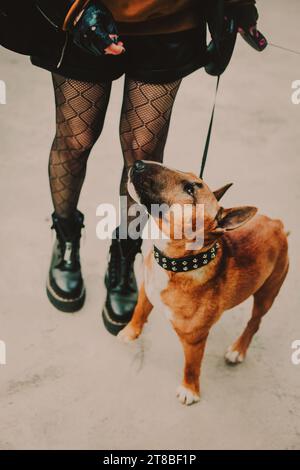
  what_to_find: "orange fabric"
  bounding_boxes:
[101,0,197,23]
[101,0,200,34]
[101,0,256,35]
[62,0,256,35]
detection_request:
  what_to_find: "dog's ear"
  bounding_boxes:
[214,206,257,233]
[213,183,233,201]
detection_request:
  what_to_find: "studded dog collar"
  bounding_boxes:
[153,242,220,273]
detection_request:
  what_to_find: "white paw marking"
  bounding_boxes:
[225,347,245,364]
[117,327,138,344]
[176,385,200,406]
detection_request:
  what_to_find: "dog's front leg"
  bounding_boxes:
[176,332,209,405]
[118,283,153,343]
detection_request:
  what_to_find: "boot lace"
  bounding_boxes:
[108,242,137,292]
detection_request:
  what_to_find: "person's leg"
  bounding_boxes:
[102,77,182,335]
[119,77,182,229]
[47,73,112,312]
[49,73,112,218]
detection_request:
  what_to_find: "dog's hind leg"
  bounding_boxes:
[118,283,153,343]
[225,258,289,365]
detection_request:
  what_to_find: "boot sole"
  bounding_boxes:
[102,305,129,336]
[46,278,86,313]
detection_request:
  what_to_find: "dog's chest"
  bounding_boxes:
[143,249,173,321]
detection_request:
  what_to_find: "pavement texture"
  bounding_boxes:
[0,0,299,450]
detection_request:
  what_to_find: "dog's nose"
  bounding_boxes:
[133,160,146,173]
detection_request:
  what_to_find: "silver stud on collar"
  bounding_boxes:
[153,241,218,272]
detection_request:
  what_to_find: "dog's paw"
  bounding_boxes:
[117,324,141,343]
[176,385,200,406]
[225,346,245,365]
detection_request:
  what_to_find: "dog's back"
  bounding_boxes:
[211,214,289,311]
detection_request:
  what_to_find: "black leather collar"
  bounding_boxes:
[153,242,219,273]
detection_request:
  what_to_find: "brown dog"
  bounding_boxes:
[118,161,289,405]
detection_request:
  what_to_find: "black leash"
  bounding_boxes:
[269,42,300,56]
[199,41,300,180]
[200,75,220,179]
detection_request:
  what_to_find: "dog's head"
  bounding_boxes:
[128,161,257,246]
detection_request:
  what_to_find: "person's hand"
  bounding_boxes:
[225,4,259,34]
[71,1,125,56]
[104,35,124,55]
[229,4,267,52]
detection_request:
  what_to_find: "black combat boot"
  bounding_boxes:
[46,210,85,313]
[102,229,142,336]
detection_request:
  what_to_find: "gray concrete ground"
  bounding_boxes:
[0,0,299,450]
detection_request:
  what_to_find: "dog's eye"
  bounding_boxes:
[183,182,195,196]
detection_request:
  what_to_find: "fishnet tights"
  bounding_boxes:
[49,73,181,219]
[119,77,181,200]
[49,73,111,218]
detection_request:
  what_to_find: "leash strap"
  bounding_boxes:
[269,42,300,56]
[200,75,220,179]
[198,35,300,179]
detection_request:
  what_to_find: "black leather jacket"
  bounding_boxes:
[0,1,257,59]
[0,1,199,55]
[35,0,78,30]
[0,1,75,55]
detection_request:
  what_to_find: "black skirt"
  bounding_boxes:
[31,22,208,84]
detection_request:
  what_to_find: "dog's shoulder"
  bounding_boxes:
[222,213,287,268]
[227,214,286,244]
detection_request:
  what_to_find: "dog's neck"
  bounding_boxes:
[153,236,223,282]
[154,237,217,259]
